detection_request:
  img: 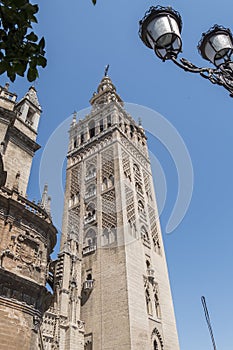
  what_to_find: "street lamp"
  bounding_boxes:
[139,5,233,97]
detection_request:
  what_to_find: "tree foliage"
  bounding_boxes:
[0,0,97,83]
[0,0,46,82]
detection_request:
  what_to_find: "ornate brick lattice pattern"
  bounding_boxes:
[71,164,82,195]
[101,147,114,179]
[122,150,131,181]
[68,165,82,242]
[101,147,117,229]
[125,185,135,226]
[148,205,160,252]
[143,170,152,201]
[102,189,117,229]
[120,134,149,169]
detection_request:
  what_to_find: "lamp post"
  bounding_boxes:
[139,5,233,97]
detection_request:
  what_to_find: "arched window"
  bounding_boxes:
[80,133,84,144]
[135,182,143,194]
[102,177,108,191]
[87,273,92,281]
[124,123,128,134]
[153,340,158,350]
[85,203,96,224]
[138,200,146,220]
[86,203,95,216]
[145,288,152,315]
[130,125,134,138]
[86,164,96,180]
[84,342,92,350]
[119,116,122,129]
[109,175,114,187]
[138,200,144,212]
[141,226,150,244]
[86,184,96,199]
[107,115,111,128]
[154,291,161,319]
[99,119,104,132]
[109,227,116,245]
[25,107,35,127]
[133,163,140,175]
[88,120,95,138]
[151,328,163,350]
[84,229,97,247]
[102,228,109,246]
[128,220,136,237]
[153,235,161,254]
[69,194,75,207]
[146,259,151,269]
[102,227,116,246]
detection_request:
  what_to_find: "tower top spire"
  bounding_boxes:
[104,64,110,76]
[25,86,41,110]
[89,72,123,107]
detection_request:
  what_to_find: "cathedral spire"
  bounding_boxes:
[24,86,41,110]
[89,72,123,107]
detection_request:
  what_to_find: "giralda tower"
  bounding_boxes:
[42,74,180,350]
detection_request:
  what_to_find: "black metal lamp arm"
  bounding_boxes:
[170,55,233,96]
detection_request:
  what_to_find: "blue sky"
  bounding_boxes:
[1,0,233,349]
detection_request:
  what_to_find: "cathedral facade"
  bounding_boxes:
[0,83,57,349]
[0,76,179,349]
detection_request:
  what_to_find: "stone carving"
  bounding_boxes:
[13,171,20,191]
[18,236,38,264]
[32,314,42,332]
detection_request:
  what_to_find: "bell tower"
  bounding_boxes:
[43,74,179,350]
[0,83,57,350]
[0,84,41,196]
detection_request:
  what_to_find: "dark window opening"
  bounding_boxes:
[99,119,104,132]
[87,273,92,280]
[107,115,111,128]
[153,340,158,350]
[89,120,95,138]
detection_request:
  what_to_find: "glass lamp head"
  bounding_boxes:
[198,25,233,67]
[139,5,183,60]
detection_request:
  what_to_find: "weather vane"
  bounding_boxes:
[104,64,110,76]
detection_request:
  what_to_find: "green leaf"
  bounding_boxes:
[38,37,45,50]
[0,61,8,75]
[30,15,38,23]
[14,0,28,8]
[27,66,38,82]
[14,62,27,76]
[0,2,46,82]
[7,68,16,82]
[26,31,38,42]
[37,55,47,68]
